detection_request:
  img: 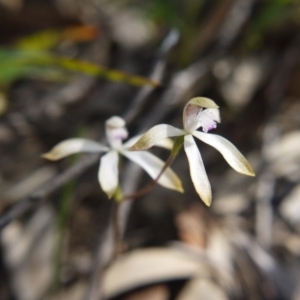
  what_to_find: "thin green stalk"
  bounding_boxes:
[111,137,184,259]
[50,126,84,294]
[51,176,76,293]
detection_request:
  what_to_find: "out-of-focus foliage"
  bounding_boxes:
[0,26,158,89]
[244,0,300,49]
[113,0,204,29]
[0,50,159,88]
[15,25,99,51]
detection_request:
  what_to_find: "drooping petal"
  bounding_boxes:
[98,150,119,199]
[122,150,184,193]
[192,131,255,176]
[184,134,212,206]
[123,134,173,150]
[42,138,109,160]
[130,124,185,151]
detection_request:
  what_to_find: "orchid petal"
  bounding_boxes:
[105,116,128,149]
[106,116,126,128]
[107,127,128,149]
[130,124,185,151]
[122,150,184,192]
[99,150,119,199]
[202,108,221,123]
[123,134,173,150]
[192,131,255,176]
[195,108,220,133]
[185,97,219,110]
[184,104,203,133]
[183,98,219,132]
[184,134,212,206]
[42,138,108,161]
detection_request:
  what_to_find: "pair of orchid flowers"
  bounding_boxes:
[43,97,254,206]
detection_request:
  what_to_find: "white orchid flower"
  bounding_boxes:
[131,97,255,206]
[42,116,183,199]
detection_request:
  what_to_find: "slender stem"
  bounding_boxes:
[122,154,175,200]
[109,150,178,259]
[122,136,184,200]
[109,152,177,262]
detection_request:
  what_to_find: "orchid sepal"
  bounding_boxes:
[192,131,255,177]
[99,150,119,199]
[42,138,109,161]
[122,150,184,193]
[123,135,174,150]
[130,124,185,151]
[184,134,212,206]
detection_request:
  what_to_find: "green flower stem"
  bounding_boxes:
[113,185,123,203]
[51,126,84,293]
[110,137,185,258]
[172,135,184,157]
[51,165,76,294]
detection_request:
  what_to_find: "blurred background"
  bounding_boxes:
[0,0,300,299]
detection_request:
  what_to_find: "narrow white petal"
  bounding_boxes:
[42,138,109,160]
[122,150,183,192]
[192,131,255,176]
[184,135,212,206]
[99,151,119,199]
[153,137,174,150]
[130,124,185,151]
[123,134,173,150]
[122,135,141,148]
